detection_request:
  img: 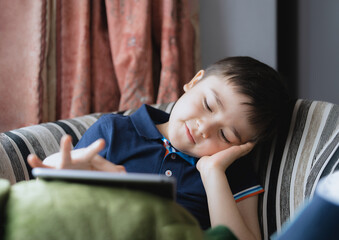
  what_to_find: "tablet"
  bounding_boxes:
[32,168,176,200]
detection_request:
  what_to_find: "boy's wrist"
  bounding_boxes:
[197,162,226,180]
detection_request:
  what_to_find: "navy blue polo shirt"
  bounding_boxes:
[75,104,263,229]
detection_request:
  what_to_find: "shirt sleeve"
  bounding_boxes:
[226,153,264,202]
[74,114,115,158]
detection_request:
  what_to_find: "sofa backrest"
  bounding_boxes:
[254,99,339,239]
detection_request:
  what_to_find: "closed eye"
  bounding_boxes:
[220,130,231,144]
[203,98,212,112]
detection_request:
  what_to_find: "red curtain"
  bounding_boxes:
[56,0,200,119]
[0,0,46,132]
[0,0,200,132]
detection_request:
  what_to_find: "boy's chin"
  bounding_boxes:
[170,141,202,158]
[180,149,202,158]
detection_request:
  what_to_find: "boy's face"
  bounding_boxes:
[165,73,257,158]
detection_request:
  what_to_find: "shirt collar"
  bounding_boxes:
[161,137,198,166]
[130,104,198,165]
[130,104,169,140]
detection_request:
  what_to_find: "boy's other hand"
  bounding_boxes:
[196,142,254,176]
[27,135,126,173]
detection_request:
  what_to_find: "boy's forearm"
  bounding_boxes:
[201,170,259,240]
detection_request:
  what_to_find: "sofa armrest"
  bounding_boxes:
[0,113,103,184]
[0,102,175,184]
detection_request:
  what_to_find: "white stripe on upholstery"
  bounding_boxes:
[275,100,301,232]
[303,103,331,195]
[0,142,16,184]
[165,102,175,113]
[123,109,134,116]
[309,131,339,197]
[24,125,61,156]
[10,131,38,156]
[262,137,277,240]
[152,103,161,109]
[72,115,100,130]
[48,122,68,138]
[289,101,317,216]
[6,136,30,181]
[58,120,83,140]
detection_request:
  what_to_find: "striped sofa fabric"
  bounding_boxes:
[0,100,338,238]
[255,99,339,239]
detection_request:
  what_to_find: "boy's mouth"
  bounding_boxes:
[185,122,196,144]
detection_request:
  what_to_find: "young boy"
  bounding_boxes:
[29,56,289,240]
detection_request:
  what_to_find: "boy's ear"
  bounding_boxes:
[183,70,205,92]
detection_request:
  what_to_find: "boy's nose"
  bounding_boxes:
[196,119,210,138]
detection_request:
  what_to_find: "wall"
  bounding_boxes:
[199,0,339,104]
[299,0,339,104]
[199,0,277,69]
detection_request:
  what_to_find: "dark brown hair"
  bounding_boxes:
[203,56,290,143]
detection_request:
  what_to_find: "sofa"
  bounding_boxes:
[0,99,338,239]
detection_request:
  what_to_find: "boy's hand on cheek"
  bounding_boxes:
[196,142,254,177]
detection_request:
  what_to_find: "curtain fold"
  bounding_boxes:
[104,0,154,110]
[91,0,121,113]
[56,0,92,119]
[0,0,200,132]
[0,0,46,132]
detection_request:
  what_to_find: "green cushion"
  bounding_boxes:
[1,179,203,240]
[0,179,10,237]
[204,225,237,240]
[0,179,237,240]
[0,179,10,207]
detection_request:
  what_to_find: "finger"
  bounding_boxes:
[237,142,255,157]
[83,139,106,159]
[230,142,254,158]
[91,155,126,173]
[60,135,73,168]
[27,154,53,169]
[196,158,203,172]
[214,142,255,161]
